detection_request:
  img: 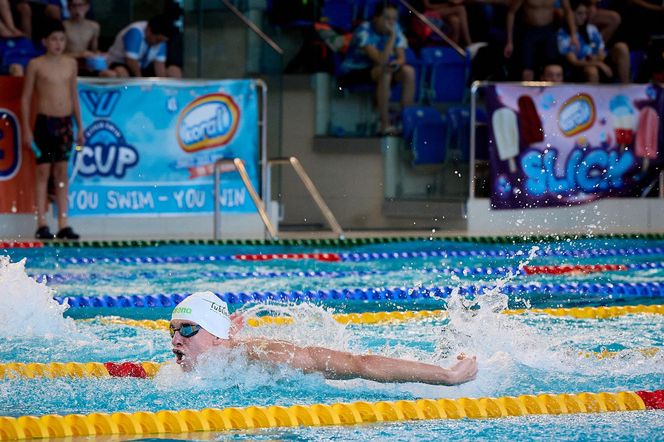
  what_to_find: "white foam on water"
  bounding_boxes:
[0,256,77,338]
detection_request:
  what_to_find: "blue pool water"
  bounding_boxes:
[1,237,663,440]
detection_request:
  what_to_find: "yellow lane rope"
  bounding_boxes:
[99,304,664,332]
[0,345,659,380]
[0,390,650,440]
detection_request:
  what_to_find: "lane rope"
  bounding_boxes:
[0,390,661,439]
[55,245,664,266]
[1,343,660,382]
[56,281,664,309]
[33,262,664,287]
[9,231,664,249]
[99,305,664,331]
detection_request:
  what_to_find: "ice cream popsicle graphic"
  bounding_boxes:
[517,95,544,145]
[609,95,635,148]
[492,107,520,173]
[635,106,659,171]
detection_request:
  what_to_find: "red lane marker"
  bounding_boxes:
[523,264,628,275]
[234,253,340,262]
[636,390,664,409]
[0,241,44,249]
[104,362,148,378]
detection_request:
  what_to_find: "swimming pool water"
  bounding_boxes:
[1,237,663,440]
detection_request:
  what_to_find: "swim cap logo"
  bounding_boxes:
[558,93,595,136]
[0,110,21,181]
[176,93,240,153]
[173,307,192,315]
[209,302,229,316]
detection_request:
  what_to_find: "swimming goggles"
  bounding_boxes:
[169,323,201,338]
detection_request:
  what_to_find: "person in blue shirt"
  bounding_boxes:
[557,0,629,83]
[101,14,179,78]
[339,3,416,136]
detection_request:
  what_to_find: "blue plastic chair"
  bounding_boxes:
[321,0,356,32]
[402,106,447,165]
[420,46,470,104]
[0,37,39,70]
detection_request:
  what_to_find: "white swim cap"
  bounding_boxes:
[171,291,231,339]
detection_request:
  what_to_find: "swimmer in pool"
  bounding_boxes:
[170,291,478,386]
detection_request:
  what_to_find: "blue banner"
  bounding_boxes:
[69,79,259,216]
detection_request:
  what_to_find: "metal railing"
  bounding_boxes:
[268,157,345,239]
[213,158,277,240]
[220,0,284,56]
[398,0,465,57]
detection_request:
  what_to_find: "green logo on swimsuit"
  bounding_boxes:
[173,307,192,315]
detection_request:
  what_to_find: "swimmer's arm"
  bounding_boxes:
[244,340,477,385]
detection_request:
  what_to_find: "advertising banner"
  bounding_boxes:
[0,76,36,214]
[486,83,663,209]
[0,78,259,216]
[71,79,259,215]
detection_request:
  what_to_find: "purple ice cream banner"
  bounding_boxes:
[486,83,663,210]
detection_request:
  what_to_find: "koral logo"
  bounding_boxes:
[558,93,595,137]
[176,93,240,153]
[0,109,21,181]
[80,90,120,117]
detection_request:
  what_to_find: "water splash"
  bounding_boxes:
[0,256,76,337]
[236,303,353,351]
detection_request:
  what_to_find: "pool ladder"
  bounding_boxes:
[213,157,345,240]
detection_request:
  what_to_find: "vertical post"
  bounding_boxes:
[659,171,664,198]
[314,73,331,136]
[468,81,480,200]
[256,79,269,239]
[213,161,221,240]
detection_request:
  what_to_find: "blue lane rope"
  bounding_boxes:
[56,246,664,266]
[34,261,664,286]
[56,281,664,309]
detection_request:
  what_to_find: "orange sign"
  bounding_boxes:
[0,76,36,214]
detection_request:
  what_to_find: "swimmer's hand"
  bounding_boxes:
[229,312,244,338]
[448,353,478,385]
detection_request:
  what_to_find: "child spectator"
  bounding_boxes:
[504,0,576,81]
[100,14,178,78]
[540,62,564,81]
[63,0,100,75]
[557,0,630,83]
[0,0,24,37]
[20,19,82,240]
[339,3,416,136]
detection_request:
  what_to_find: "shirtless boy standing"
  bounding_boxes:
[20,19,83,240]
[504,0,576,81]
[63,0,100,75]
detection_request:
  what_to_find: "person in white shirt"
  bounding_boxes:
[100,14,178,78]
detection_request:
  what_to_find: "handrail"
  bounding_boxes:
[268,156,345,239]
[213,158,278,240]
[220,0,284,55]
[398,0,465,58]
